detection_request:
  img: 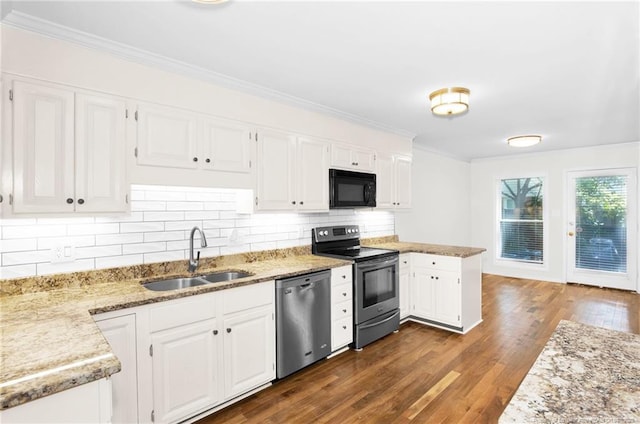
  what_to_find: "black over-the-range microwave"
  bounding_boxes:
[329,169,376,208]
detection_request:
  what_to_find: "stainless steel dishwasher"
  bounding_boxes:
[276,270,331,379]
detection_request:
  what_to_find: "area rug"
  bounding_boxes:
[499,320,640,423]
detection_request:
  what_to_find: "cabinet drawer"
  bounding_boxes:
[332,282,352,303]
[150,293,216,332]
[331,265,352,285]
[222,281,274,315]
[399,254,410,272]
[332,316,353,350]
[411,253,460,272]
[332,299,352,321]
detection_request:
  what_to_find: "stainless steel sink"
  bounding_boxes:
[200,270,253,283]
[143,277,208,291]
[143,271,253,291]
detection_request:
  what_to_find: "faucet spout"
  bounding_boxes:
[188,226,208,273]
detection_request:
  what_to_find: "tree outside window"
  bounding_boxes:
[499,177,544,263]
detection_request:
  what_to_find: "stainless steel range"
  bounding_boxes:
[312,225,400,350]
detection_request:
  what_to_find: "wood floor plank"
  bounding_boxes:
[196,275,639,423]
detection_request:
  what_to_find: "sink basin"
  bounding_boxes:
[200,271,253,283]
[143,277,208,291]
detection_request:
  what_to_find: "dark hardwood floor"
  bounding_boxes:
[197,275,639,423]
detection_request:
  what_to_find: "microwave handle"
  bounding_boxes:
[364,183,372,204]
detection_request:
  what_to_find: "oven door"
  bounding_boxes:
[354,254,399,324]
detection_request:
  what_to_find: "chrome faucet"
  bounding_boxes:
[188,226,208,273]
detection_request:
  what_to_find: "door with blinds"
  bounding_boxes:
[567,169,637,291]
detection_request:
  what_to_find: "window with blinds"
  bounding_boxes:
[499,177,544,264]
[575,175,627,273]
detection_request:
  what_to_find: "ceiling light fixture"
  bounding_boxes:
[429,87,470,116]
[507,135,542,147]
[192,0,228,4]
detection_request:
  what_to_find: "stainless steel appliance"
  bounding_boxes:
[312,225,400,349]
[329,169,376,208]
[275,270,331,378]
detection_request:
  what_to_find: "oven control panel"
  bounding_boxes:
[313,225,360,242]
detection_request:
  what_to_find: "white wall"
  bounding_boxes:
[470,142,639,284]
[395,147,471,246]
[0,185,395,279]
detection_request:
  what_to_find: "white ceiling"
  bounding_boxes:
[2,1,639,160]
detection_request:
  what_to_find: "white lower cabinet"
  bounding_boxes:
[142,281,275,423]
[0,379,112,424]
[399,253,411,320]
[409,253,482,334]
[94,312,139,424]
[330,265,353,352]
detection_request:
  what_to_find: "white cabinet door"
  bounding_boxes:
[223,305,275,399]
[375,154,394,208]
[399,254,410,319]
[95,314,138,424]
[11,80,75,213]
[434,270,461,326]
[330,143,375,172]
[151,319,220,423]
[202,117,251,173]
[411,265,436,320]
[256,129,295,210]
[136,102,198,169]
[75,93,128,213]
[296,136,329,211]
[394,156,412,209]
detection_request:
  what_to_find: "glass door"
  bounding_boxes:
[567,169,636,290]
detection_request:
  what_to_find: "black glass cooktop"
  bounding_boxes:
[317,246,398,262]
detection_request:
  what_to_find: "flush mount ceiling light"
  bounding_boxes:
[507,135,542,147]
[192,0,228,4]
[428,87,470,116]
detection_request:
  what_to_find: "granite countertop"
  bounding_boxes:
[0,251,351,410]
[499,320,640,423]
[0,236,485,410]
[364,240,486,258]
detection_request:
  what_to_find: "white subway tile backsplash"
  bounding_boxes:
[0,238,37,253]
[122,242,166,255]
[2,224,67,239]
[143,211,185,222]
[0,185,395,278]
[96,254,144,270]
[120,222,165,233]
[95,233,143,246]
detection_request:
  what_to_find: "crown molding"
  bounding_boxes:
[2,10,415,139]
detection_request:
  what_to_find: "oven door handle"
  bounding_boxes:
[359,310,400,330]
[357,256,398,270]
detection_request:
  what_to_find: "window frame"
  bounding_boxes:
[495,174,549,270]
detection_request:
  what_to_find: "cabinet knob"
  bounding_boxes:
[432,262,436,265]
[403,261,407,264]
[342,309,347,313]
[300,201,304,205]
[292,201,296,205]
[213,330,218,335]
[342,275,346,279]
[342,325,347,330]
[205,158,211,163]
[430,276,434,279]
[66,198,74,204]
[342,292,347,297]
[435,276,439,280]
[0,194,3,203]
[226,328,232,333]
[77,198,85,205]
[193,157,198,162]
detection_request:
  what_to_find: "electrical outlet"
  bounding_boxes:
[50,245,75,263]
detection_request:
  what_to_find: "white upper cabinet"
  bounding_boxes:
[296,136,329,211]
[255,128,296,210]
[10,78,128,214]
[330,143,376,172]
[75,93,128,212]
[256,130,329,212]
[136,102,198,169]
[12,80,75,213]
[136,102,252,178]
[375,153,412,209]
[202,117,251,173]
